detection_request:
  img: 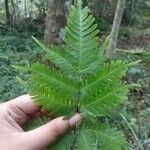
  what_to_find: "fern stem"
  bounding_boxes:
[70,127,78,150]
[75,74,82,112]
[76,90,81,113]
[71,80,81,149]
[73,78,82,149]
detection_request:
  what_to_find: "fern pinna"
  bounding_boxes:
[24,0,136,149]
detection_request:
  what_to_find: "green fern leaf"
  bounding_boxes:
[28,63,77,116]
[77,122,129,150]
[49,132,73,150]
[79,60,129,117]
[32,36,78,78]
[80,82,129,117]
[63,4,100,76]
[29,84,76,117]
[19,0,137,148]
[81,60,127,94]
[30,63,77,98]
[48,122,129,150]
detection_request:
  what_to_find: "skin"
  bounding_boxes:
[0,95,81,150]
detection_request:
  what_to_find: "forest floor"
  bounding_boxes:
[117,28,150,150]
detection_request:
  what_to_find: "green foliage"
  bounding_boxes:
[50,122,129,150]
[24,117,48,131]
[30,0,47,18]
[116,51,150,150]
[77,122,128,150]
[0,33,36,52]
[86,0,117,31]
[0,56,26,102]
[0,33,39,102]
[21,0,137,149]
[124,0,150,28]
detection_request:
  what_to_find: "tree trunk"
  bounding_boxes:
[106,0,126,59]
[44,0,71,45]
[5,0,10,25]
[10,0,15,29]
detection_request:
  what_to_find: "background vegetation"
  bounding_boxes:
[0,0,149,149]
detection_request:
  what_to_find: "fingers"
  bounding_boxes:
[4,95,41,125]
[23,114,81,149]
[7,95,40,115]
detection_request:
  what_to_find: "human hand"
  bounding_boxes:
[0,95,81,150]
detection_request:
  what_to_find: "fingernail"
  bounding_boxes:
[69,114,81,127]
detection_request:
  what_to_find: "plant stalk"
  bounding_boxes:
[71,77,81,149]
[70,126,78,150]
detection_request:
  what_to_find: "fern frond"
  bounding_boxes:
[63,4,100,76]
[22,0,134,148]
[78,60,128,117]
[32,37,78,78]
[79,36,110,76]
[98,36,110,61]
[49,132,73,150]
[81,60,127,95]
[80,82,129,117]
[77,122,129,150]
[28,63,77,116]
[48,122,129,150]
[29,83,76,117]
[32,1,109,78]
[30,63,78,99]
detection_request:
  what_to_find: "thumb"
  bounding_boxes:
[22,114,81,149]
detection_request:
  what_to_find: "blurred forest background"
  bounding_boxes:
[0,0,150,149]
